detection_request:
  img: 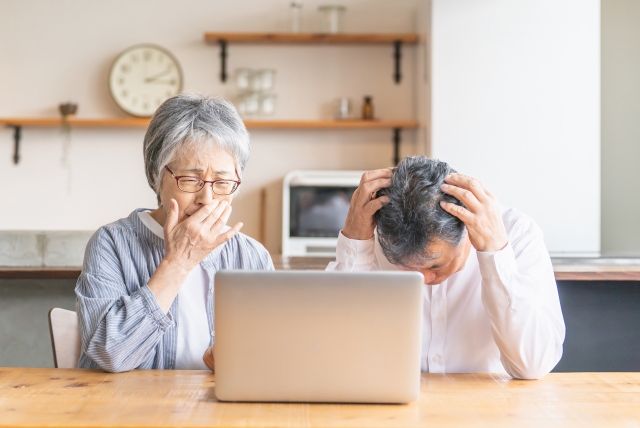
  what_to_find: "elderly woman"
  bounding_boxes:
[76,93,273,373]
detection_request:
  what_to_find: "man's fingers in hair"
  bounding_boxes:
[440,183,481,212]
[444,173,488,202]
[363,195,390,216]
[359,178,392,205]
[439,201,474,224]
[359,168,393,186]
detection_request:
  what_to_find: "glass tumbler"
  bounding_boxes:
[260,94,277,115]
[235,69,254,92]
[254,69,277,92]
[238,92,260,116]
[318,5,346,33]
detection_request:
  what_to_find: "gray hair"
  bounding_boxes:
[374,156,466,268]
[143,92,250,204]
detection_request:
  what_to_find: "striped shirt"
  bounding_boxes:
[75,208,274,372]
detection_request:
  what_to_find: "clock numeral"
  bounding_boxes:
[131,54,139,63]
[144,51,152,61]
[156,99,162,106]
[132,97,138,105]
[143,102,149,110]
[121,64,130,73]
[118,78,125,85]
[122,90,128,98]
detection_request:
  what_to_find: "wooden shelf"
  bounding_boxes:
[0,118,417,129]
[0,118,150,127]
[204,32,418,84]
[204,32,419,45]
[1,118,417,164]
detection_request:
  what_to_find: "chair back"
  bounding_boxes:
[48,308,81,368]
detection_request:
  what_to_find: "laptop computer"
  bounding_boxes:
[213,270,424,403]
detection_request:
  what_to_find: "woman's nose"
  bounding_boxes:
[195,183,216,205]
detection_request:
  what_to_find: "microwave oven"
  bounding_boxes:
[282,170,363,257]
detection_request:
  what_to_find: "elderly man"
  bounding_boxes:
[326,155,565,379]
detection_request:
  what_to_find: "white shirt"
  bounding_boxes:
[326,207,565,379]
[137,211,210,370]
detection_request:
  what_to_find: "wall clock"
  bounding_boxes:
[109,44,183,117]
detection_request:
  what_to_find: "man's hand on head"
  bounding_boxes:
[341,168,393,240]
[439,173,508,253]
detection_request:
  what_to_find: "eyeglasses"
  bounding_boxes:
[165,166,241,195]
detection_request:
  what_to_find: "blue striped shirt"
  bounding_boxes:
[75,208,274,372]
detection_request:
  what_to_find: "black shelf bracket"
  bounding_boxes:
[8,125,21,165]
[219,39,228,83]
[393,128,401,165]
[393,40,402,84]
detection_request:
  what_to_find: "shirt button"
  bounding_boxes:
[346,249,354,256]
[432,356,439,363]
[436,316,443,322]
[210,331,215,337]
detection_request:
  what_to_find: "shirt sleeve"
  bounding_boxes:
[75,228,173,373]
[325,231,380,271]
[476,219,565,380]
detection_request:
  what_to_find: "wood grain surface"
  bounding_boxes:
[0,368,639,427]
[3,260,640,281]
[203,32,419,44]
[0,118,418,129]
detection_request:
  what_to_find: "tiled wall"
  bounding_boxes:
[0,231,94,267]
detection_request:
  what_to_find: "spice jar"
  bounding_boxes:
[362,96,374,120]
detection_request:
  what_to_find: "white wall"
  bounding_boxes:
[431,0,601,255]
[0,0,424,254]
[601,0,640,256]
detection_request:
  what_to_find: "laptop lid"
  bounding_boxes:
[214,270,424,403]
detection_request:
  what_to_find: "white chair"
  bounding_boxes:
[48,308,81,368]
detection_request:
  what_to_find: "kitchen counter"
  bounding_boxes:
[2,256,640,280]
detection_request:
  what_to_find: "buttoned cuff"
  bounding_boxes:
[138,284,174,331]
[336,231,376,267]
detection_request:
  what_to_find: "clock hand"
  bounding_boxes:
[147,79,178,85]
[145,67,172,83]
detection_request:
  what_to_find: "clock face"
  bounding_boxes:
[109,44,183,117]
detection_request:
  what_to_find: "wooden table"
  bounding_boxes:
[1,368,639,427]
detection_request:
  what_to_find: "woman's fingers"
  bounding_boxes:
[202,200,229,230]
[215,222,243,245]
[190,200,221,223]
[210,204,233,233]
[164,199,180,236]
[202,345,215,373]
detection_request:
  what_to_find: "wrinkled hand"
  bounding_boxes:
[163,199,243,272]
[342,169,393,240]
[439,173,508,253]
[203,345,215,372]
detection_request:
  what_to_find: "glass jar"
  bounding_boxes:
[238,92,260,116]
[318,5,346,33]
[254,69,276,92]
[260,94,277,115]
[235,69,254,92]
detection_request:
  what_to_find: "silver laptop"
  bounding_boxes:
[214,270,424,403]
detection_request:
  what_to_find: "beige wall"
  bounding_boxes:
[0,0,425,254]
[601,0,640,256]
